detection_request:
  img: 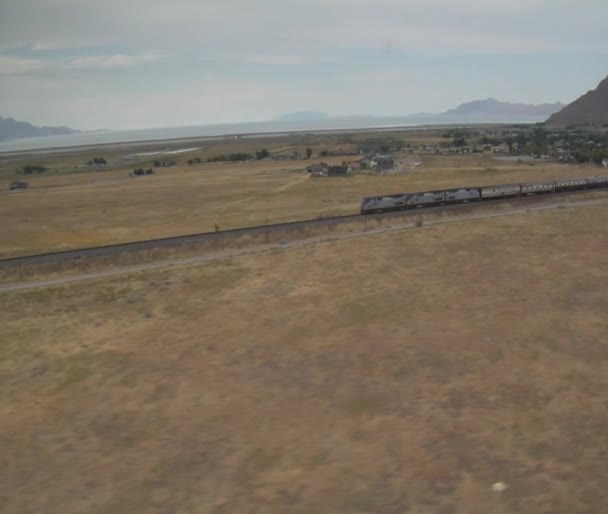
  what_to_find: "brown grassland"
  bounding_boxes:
[2,199,608,513]
[0,130,600,258]
[1,130,608,513]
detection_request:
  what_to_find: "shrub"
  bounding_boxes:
[19,164,47,175]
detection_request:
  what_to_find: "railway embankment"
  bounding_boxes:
[1,189,606,288]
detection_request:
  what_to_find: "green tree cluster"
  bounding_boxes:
[152,160,176,167]
[17,164,47,175]
[357,138,404,154]
[256,148,270,160]
[207,148,272,163]
[87,157,107,166]
[592,149,607,165]
[132,168,154,176]
[208,153,253,162]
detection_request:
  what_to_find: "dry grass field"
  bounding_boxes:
[0,130,601,257]
[2,201,607,514]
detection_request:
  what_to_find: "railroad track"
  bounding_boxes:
[1,188,605,269]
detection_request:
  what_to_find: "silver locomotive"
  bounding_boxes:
[360,175,608,214]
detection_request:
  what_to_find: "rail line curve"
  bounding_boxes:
[1,188,606,269]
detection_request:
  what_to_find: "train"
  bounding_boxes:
[360,175,608,214]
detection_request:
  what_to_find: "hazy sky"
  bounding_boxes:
[1,0,607,130]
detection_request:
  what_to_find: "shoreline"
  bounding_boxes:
[0,121,528,157]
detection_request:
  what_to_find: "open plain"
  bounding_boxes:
[1,129,608,514]
[0,129,601,258]
[2,198,608,514]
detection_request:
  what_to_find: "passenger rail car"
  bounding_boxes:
[360,175,608,214]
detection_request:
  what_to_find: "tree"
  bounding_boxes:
[573,150,589,164]
[592,149,607,165]
[516,133,528,150]
[453,137,467,148]
[256,148,270,160]
[306,148,312,159]
[535,128,550,144]
[88,157,107,166]
[21,164,47,174]
[392,140,405,151]
[228,153,253,161]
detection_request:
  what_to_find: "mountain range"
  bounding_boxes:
[278,99,565,125]
[546,75,608,126]
[0,117,79,141]
[276,111,331,122]
[442,98,564,117]
[0,97,573,143]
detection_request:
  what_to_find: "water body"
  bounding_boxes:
[0,115,546,153]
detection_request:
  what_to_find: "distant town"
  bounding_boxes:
[303,125,608,177]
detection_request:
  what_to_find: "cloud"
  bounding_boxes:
[67,53,162,69]
[30,42,93,52]
[0,56,45,75]
[294,23,567,55]
[3,77,293,130]
[245,54,344,65]
[2,0,607,58]
[31,43,59,52]
[0,52,163,76]
[1,0,607,129]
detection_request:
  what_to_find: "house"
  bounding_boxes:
[327,164,348,176]
[602,158,608,168]
[491,143,510,154]
[306,163,329,174]
[374,155,395,171]
[347,161,362,173]
[9,180,28,191]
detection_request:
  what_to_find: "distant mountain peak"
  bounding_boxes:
[443,99,564,117]
[547,75,608,126]
[0,116,79,141]
[596,75,608,91]
[276,111,330,122]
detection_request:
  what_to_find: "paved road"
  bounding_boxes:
[1,195,606,293]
